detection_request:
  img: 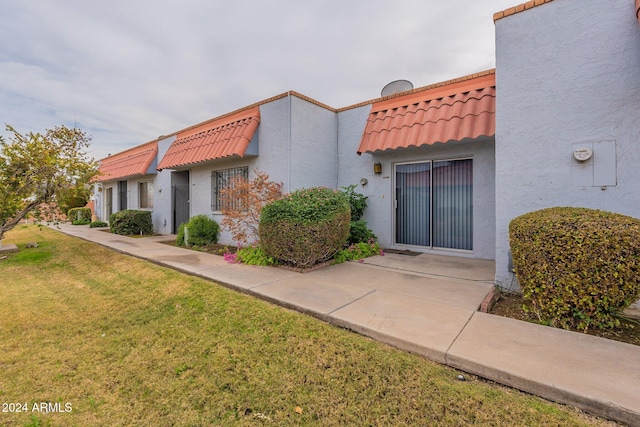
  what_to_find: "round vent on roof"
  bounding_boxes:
[381,79,413,97]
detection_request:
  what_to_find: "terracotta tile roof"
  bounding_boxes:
[97,141,158,181]
[157,107,260,171]
[493,0,554,22]
[357,71,495,155]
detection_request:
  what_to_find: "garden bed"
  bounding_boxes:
[491,292,640,347]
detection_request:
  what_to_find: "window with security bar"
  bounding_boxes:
[211,166,248,211]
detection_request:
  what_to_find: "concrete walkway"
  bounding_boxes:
[50,224,639,426]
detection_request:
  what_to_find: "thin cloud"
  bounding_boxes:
[0,0,517,160]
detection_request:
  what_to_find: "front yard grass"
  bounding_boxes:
[0,225,617,426]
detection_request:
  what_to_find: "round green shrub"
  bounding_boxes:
[259,187,351,267]
[509,207,640,331]
[176,215,220,247]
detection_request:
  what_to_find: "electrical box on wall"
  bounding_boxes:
[570,140,617,187]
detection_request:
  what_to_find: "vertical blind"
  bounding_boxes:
[396,162,431,246]
[395,159,473,250]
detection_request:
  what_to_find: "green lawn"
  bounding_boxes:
[0,225,615,426]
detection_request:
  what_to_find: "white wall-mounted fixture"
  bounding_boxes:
[573,147,593,162]
[360,178,368,186]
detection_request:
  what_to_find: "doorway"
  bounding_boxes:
[171,171,190,234]
[105,187,113,219]
[118,180,128,211]
[395,159,473,250]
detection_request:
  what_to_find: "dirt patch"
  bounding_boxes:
[491,292,640,347]
[275,260,333,273]
[161,240,237,255]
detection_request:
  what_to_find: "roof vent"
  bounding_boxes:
[381,79,413,97]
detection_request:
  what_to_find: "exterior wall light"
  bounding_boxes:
[373,162,382,175]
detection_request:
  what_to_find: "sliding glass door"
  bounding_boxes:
[395,159,473,250]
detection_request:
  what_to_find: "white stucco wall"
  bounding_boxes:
[152,135,175,234]
[289,96,338,190]
[337,105,376,193]
[495,0,640,290]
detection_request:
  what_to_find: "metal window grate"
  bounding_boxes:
[211,166,248,211]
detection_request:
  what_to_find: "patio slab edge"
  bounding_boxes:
[446,312,640,427]
[445,348,640,427]
[0,243,19,254]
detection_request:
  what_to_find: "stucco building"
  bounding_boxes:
[94,0,640,309]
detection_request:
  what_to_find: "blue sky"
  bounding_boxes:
[0,0,518,160]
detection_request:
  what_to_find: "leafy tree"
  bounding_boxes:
[57,184,92,217]
[219,170,282,246]
[0,124,97,241]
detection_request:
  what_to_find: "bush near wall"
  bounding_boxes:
[110,210,153,236]
[259,187,350,268]
[68,207,92,225]
[341,184,377,244]
[509,207,640,331]
[176,215,220,247]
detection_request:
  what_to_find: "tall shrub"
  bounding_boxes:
[220,170,282,246]
[341,184,376,244]
[259,187,350,267]
[509,207,640,331]
[341,184,367,221]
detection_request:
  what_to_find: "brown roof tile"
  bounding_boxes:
[97,140,158,181]
[357,72,495,155]
[157,107,260,170]
[494,0,554,22]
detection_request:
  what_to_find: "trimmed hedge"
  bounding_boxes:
[110,210,153,236]
[259,187,351,267]
[176,215,220,247]
[68,207,92,225]
[509,207,640,331]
